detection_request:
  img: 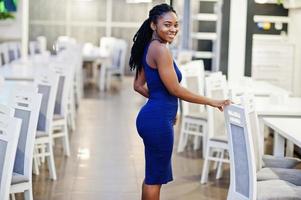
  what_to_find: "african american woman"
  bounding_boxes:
[129,3,231,200]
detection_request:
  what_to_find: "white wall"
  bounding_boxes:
[0,0,23,41]
[289,9,301,96]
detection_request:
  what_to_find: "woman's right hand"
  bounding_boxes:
[209,99,231,111]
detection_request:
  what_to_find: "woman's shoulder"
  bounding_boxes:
[148,41,171,59]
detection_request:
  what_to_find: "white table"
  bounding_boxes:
[0,56,54,81]
[255,96,301,155]
[229,79,291,97]
[82,48,110,91]
[262,117,301,157]
[255,96,301,117]
[0,63,51,81]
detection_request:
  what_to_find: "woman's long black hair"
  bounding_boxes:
[129,3,176,77]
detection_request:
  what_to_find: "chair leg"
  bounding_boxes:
[34,147,41,166]
[177,120,188,152]
[202,124,208,158]
[24,187,33,200]
[193,135,201,150]
[213,151,221,170]
[62,120,71,156]
[286,140,294,157]
[11,193,16,200]
[70,99,76,131]
[106,72,111,91]
[216,150,225,179]
[47,141,57,180]
[33,146,40,175]
[41,144,46,163]
[99,64,106,91]
[33,155,40,175]
[200,145,211,184]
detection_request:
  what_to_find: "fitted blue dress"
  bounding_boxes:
[136,43,182,185]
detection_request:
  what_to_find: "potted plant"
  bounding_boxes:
[0,0,15,23]
[0,12,14,20]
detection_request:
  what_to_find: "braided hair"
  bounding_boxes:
[129,3,176,77]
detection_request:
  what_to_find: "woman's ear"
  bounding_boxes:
[150,22,156,31]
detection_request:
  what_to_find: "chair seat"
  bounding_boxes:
[11,172,29,185]
[35,130,48,138]
[257,179,301,200]
[53,114,64,121]
[210,135,228,143]
[262,155,300,169]
[257,167,301,186]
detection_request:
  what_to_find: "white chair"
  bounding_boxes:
[0,108,21,200]
[29,41,41,56]
[57,46,83,131]
[51,62,73,157]
[224,104,301,200]
[98,37,117,89]
[200,74,229,184]
[104,38,127,90]
[36,36,47,53]
[99,37,117,55]
[0,43,9,66]
[56,36,77,52]
[33,70,59,180]
[239,94,301,186]
[177,60,207,155]
[176,50,193,65]
[7,42,19,63]
[8,86,42,200]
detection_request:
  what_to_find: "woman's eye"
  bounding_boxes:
[165,24,171,27]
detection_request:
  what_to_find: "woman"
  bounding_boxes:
[130,3,230,200]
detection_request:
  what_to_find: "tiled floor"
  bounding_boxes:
[20,77,230,200]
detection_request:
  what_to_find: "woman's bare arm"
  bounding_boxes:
[133,68,149,98]
[151,42,230,111]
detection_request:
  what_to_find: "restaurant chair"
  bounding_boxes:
[201,74,230,184]
[29,41,41,56]
[0,108,21,200]
[56,48,79,131]
[224,104,301,200]
[177,60,207,156]
[33,70,59,180]
[240,94,301,186]
[105,39,127,90]
[0,43,10,66]
[176,50,193,65]
[7,42,19,63]
[8,86,42,200]
[36,36,47,53]
[51,62,73,156]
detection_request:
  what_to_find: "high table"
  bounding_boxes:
[255,96,301,117]
[82,48,110,91]
[229,79,291,97]
[0,55,54,81]
[262,117,301,157]
[255,96,301,156]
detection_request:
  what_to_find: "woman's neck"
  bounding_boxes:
[151,33,167,44]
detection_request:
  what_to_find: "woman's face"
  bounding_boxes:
[152,11,179,44]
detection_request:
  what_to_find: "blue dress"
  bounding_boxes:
[136,43,182,185]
